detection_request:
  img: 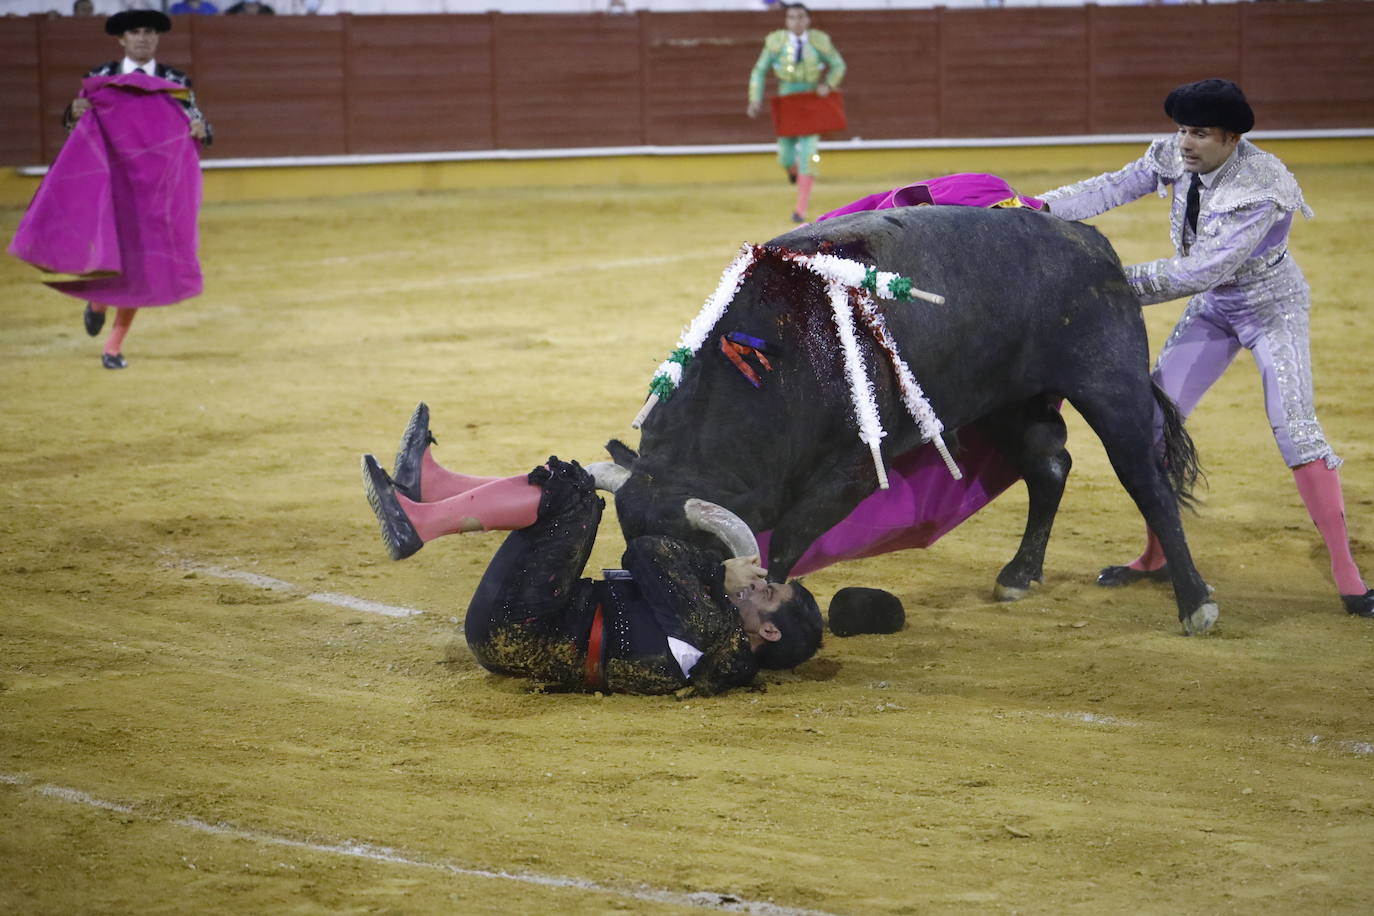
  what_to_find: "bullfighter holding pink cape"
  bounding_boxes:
[7,10,209,370]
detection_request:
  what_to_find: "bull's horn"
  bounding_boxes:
[684,498,760,559]
[586,461,630,494]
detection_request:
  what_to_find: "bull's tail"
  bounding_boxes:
[1153,380,1204,511]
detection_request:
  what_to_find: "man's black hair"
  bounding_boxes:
[783,3,811,14]
[754,580,823,670]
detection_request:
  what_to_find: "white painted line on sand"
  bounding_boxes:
[1045,711,1140,728]
[2,773,838,916]
[1041,715,1374,756]
[170,560,424,618]
[39,785,136,813]
[302,591,423,618]
[1307,736,1374,756]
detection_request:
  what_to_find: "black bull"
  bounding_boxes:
[613,206,1219,635]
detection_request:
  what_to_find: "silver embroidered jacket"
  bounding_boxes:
[1039,135,1312,306]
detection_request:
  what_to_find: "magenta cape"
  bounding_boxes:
[7,72,203,307]
[756,173,1047,576]
[756,424,1021,576]
[817,172,1046,223]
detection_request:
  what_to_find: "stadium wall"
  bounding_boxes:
[2,4,1372,205]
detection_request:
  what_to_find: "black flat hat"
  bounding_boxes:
[827,586,905,637]
[1164,78,1254,134]
[105,10,173,36]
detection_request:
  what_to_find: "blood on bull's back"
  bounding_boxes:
[798,206,1148,429]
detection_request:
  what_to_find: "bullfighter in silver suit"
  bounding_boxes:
[1040,78,1373,619]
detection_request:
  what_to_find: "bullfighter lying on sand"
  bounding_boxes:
[361,404,824,696]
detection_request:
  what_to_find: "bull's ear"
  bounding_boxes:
[605,438,639,468]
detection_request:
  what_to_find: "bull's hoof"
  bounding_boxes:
[993,582,1030,602]
[1180,601,1219,636]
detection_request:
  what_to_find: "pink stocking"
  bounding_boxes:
[1293,460,1367,595]
[399,475,541,542]
[104,307,136,356]
[1126,527,1166,572]
[418,448,504,502]
[794,174,815,218]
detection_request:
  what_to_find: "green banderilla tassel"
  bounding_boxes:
[648,374,677,400]
[668,346,692,366]
[888,276,914,300]
[861,266,879,295]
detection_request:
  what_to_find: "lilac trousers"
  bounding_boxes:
[1152,259,1336,469]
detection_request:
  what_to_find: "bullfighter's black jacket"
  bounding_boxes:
[463,459,758,696]
[63,61,213,146]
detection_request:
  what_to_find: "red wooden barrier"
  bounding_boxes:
[2,4,1371,167]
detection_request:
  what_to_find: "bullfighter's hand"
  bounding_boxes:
[722,555,768,594]
[70,98,91,118]
[816,83,831,97]
[189,119,207,140]
[747,100,761,119]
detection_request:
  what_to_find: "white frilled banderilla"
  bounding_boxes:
[631,244,958,489]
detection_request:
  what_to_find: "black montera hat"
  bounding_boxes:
[827,586,905,637]
[1164,79,1254,134]
[105,10,173,36]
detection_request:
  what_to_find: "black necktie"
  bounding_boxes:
[794,37,804,63]
[1185,173,1201,234]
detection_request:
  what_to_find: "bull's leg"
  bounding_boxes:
[986,402,1072,601]
[1072,397,1217,635]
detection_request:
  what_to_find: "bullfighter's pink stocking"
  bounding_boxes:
[794,174,815,218]
[1126,527,1166,572]
[1292,459,1367,596]
[103,307,136,356]
[418,448,502,502]
[398,475,541,541]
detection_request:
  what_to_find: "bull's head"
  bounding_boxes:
[610,248,924,580]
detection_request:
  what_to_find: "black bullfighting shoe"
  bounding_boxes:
[1342,589,1374,618]
[391,401,435,502]
[1096,563,1171,587]
[101,353,127,370]
[362,454,423,561]
[83,303,105,336]
[791,211,806,224]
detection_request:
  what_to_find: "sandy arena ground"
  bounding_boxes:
[3,156,1373,915]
